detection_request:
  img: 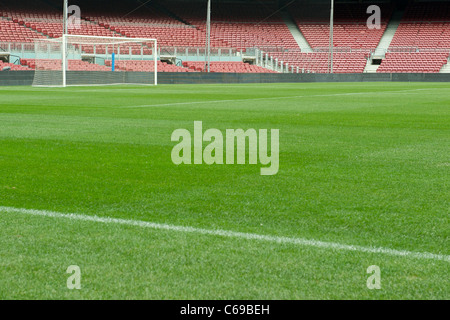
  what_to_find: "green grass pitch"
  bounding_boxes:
[0,82,448,299]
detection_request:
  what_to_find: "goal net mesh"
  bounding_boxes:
[33,35,157,87]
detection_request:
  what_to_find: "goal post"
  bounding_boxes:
[33,35,158,87]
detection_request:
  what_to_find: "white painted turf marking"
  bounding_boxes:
[122,89,431,109]
[1,206,448,262]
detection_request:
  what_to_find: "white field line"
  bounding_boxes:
[121,89,431,109]
[1,206,448,262]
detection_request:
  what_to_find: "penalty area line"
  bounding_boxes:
[1,206,448,263]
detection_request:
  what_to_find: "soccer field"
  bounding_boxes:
[0,82,448,299]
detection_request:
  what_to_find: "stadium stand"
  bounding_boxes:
[81,2,230,48]
[290,3,393,50]
[378,2,450,73]
[0,0,121,47]
[168,2,299,50]
[388,2,450,49]
[1,6,118,39]
[0,0,449,74]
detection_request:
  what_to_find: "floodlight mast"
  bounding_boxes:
[205,0,211,73]
[63,0,68,36]
[62,0,68,86]
[329,0,334,74]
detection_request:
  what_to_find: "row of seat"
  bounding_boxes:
[17,52,449,74]
[297,24,388,49]
[378,52,449,73]
[390,23,450,48]
[0,60,31,70]
[21,59,112,71]
[182,61,276,73]
[267,52,368,73]
[18,58,276,74]
[0,18,46,42]
[106,60,195,72]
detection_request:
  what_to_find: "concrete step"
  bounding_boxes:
[373,9,405,58]
[440,61,450,73]
[280,11,312,53]
[364,59,380,73]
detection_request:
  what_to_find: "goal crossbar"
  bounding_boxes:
[62,34,158,44]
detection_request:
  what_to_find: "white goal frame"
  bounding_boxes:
[34,34,158,87]
[62,35,158,87]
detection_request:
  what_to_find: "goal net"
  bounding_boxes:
[33,35,158,87]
